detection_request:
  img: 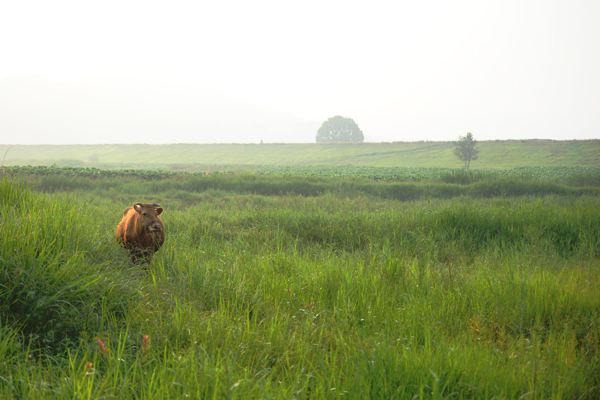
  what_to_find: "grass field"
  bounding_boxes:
[2,139,600,170]
[1,167,600,398]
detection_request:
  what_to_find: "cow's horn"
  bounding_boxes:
[152,203,161,207]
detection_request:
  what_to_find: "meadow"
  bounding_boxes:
[1,166,599,399]
[2,139,600,169]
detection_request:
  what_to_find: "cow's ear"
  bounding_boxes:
[155,207,163,215]
[134,203,142,213]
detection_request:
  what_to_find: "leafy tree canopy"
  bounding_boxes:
[316,116,364,143]
[453,132,479,170]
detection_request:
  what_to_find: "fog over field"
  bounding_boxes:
[0,73,320,144]
[1,0,599,144]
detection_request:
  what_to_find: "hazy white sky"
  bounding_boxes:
[1,0,599,143]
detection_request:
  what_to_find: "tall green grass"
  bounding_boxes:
[0,177,140,353]
[12,169,600,204]
[1,173,599,398]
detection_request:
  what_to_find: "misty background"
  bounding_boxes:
[1,0,599,144]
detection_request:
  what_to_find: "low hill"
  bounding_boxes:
[1,140,599,169]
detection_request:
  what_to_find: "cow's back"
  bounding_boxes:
[116,206,139,247]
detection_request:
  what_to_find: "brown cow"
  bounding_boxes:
[116,202,165,264]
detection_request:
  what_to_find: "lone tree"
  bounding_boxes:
[316,116,364,143]
[453,132,479,169]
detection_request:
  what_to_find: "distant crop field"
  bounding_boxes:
[2,139,600,169]
[1,168,599,398]
[5,164,600,184]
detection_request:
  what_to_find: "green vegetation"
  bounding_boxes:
[5,164,600,185]
[1,168,599,398]
[316,116,364,143]
[2,139,599,170]
[453,132,479,170]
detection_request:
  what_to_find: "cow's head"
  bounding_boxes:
[133,202,163,233]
